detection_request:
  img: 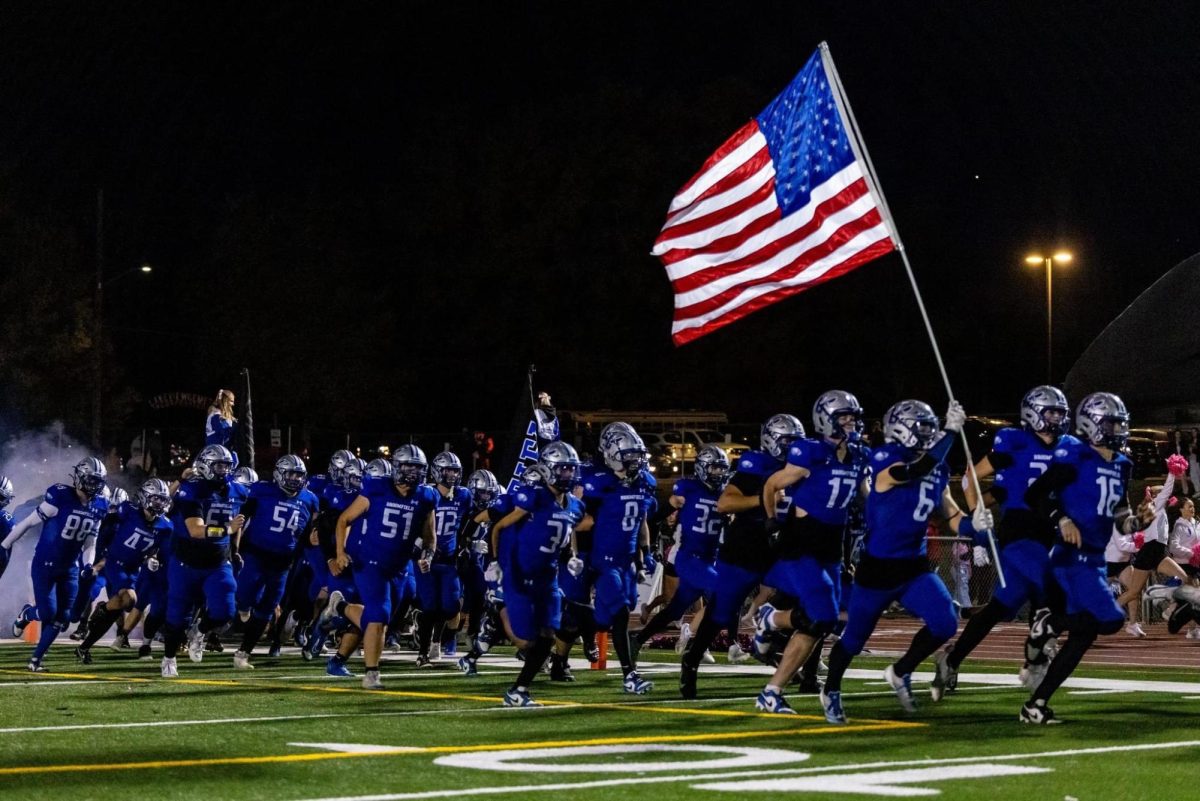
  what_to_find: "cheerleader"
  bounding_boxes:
[1115,456,1189,635]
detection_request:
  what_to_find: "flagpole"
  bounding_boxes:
[820,42,1005,586]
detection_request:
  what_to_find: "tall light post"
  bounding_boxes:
[1025,250,1072,384]
[92,187,154,447]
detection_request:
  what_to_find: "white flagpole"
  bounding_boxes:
[819,42,1006,587]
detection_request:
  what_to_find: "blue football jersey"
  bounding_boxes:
[720,449,783,570]
[0,510,12,545]
[864,442,948,560]
[171,478,250,557]
[352,482,437,571]
[100,501,172,567]
[33,484,109,564]
[240,481,321,555]
[785,438,867,526]
[205,412,234,447]
[1051,435,1132,555]
[488,493,518,571]
[430,485,473,557]
[583,467,656,559]
[511,485,586,583]
[990,427,1060,513]
[309,474,332,503]
[671,477,723,563]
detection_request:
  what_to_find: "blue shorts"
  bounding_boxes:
[504,579,561,642]
[558,551,594,605]
[651,553,718,625]
[708,560,764,630]
[839,571,956,656]
[104,561,140,595]
[305,545,330,600]
[1050,549,1123,625]
[31,559,79,629]
[764,556,841,628]
[993,539,1051,615]
[592,553,637,628]
[415,563,462,616]
[353,562,404,626]
[235,551,291,621]
[166,558,237,629]
[135,564,168,614]
[675,552,719,595]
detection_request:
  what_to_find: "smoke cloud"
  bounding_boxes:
[0,423,107,625]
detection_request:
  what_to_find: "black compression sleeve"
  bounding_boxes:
[887,454,937,482]
[1025,463,1077,522]
[987,451,1014,470]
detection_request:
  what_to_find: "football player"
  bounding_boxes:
[581,425,657,694]
[414,451,470,666]
[310,456,369,675]
[679,414,804,699]
[457,473,519,677]
[0,477,15,580]
[634,446,729,655]
[230,455,320,668]
[752,391,869,713]
[1020,392,1151,723]
[932,387,1071,698]
[326,445,437,690]
[488,442,586,706]
[160,444,248,677]
[73,479,173,663]
[819,400,992,724]
[4,458,110,671]
[453,469,500,665]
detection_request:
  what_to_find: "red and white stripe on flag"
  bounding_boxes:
[652,119,896,346]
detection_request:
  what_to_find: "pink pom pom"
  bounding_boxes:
[1169,496,1180,508]
[1168,454,1189,477]
[1134,532,1145,549]
[1192,544,1200,568]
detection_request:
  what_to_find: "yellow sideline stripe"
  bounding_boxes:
[0,720,921,776]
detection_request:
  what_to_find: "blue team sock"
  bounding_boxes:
[32,623,59,663]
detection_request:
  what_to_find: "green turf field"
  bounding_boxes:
[0,642,1197,800]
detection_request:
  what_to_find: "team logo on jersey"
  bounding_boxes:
[874,451,889,461]
[1055,448,1068,458]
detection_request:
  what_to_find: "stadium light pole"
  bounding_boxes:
[1025,250,1072,384]
[92,190,153,449]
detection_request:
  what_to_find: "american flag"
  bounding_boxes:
[653,45,897,346]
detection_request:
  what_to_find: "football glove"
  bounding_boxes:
[944,400,966,433]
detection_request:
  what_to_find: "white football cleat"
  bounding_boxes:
[233,650,254,670]
[187,627,206,663]
[161,657,178,678]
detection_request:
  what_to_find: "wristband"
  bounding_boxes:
[205,525,227,539]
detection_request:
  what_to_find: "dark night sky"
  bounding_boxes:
[2,3,1199,436]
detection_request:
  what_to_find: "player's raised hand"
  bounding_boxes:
[944,401,966,433]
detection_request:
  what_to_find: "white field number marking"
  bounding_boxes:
[434,744,810,773]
